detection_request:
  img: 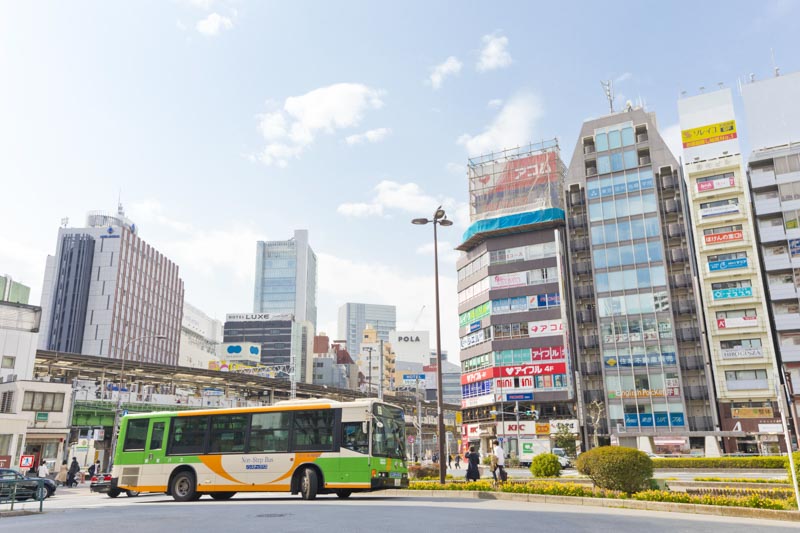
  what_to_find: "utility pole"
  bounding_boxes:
[515,401,521,458]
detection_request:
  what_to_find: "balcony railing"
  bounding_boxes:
[574,285,594,299]
[685,386,709,400]
[570,238,590,252]
[569,215,587,229]
[689,416,714,431]
[576,310,595,324]
[676,327,700,342]
[680,355,704,370]
[580,335,599,349]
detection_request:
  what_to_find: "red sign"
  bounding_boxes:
[461,368,494,385]
[0,455,11,468]
[423,365,437,372]
[500,362,567,377]
[697,177,735,192]
[19,455,35,469]
[704,230,743,244]
[717,316,758,329]
[531,346,565,361]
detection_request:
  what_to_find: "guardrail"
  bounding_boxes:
[0,478,46,513]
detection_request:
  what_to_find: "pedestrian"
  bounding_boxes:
[37,461,50,479]
[67,457,80,487]
[465,446,480,482]
[447,454,452,469]
[413,453,418,463]
[492,439,507,482]
[454,453,461,469]
[55,460,68,486]
[88,460,98,478]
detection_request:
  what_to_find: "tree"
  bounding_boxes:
[552,423,577,457]
[587,400,605,449]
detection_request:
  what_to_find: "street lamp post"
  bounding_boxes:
[109,334,167,468]
[412,206,453,485]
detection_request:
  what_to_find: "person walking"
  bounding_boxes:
[55,460,68,486]
[454,453,461,469]
[492,439,507,482]
[67,457,80,487]
[37,462,50,479]
[447,454,452,469]
[88,460,99,478]
[465,446,480,482]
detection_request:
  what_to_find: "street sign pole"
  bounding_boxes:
[515,401,521,459]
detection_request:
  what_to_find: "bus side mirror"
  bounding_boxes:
[362,422,368,434]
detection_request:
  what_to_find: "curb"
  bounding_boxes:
[0,510,41,518]
[383,490,800,522]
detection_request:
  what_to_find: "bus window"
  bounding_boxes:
[209,414,248,453]
[123,419,150,451]
[292,410,335,451]
[342,422,369,454]
[150,422,165,450]
[249,412,290,453]
[168,416,209,455]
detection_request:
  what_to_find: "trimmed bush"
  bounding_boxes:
[652,456,786,469]
[408,463,440,479]
[787,451,800,491]
[530,453,561,478]
[576,446,653,494]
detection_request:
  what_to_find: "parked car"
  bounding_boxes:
[89,473,139,498]
[551,448,572,468]
[0,468,57,500]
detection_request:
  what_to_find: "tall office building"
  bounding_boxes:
[253,230,317,330]
[565,108,718,454]
[679,88,784,454]
[337,303,396,358]
[179,302,223,369]
[38,207,184,365]
[457,141,577,456]
[0,275,30,305]
[742,70,800,445]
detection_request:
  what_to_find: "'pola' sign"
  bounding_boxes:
[397,336,421,342]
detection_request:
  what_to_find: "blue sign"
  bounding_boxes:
[462,380,492,396]
[402,374,426,381]
[670,413,685,426]
[654,412,669,427]
[121,410,128,417]
[640,177,654,189]
[624,413,639,426]
[604,352,677,368]
[713,287,753,300]
[789,238,800,258]
[506,393,533,401]
[639,413,654,427]
[708,257,748,271]
[469,321,481,333]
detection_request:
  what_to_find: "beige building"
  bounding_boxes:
[358,325,396,395]
[678,88,783,454]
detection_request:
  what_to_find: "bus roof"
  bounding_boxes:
[121,397,402,419]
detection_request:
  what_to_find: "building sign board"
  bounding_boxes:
[704,230,743,244]
[682,120,738,148]
[717,316,757,329]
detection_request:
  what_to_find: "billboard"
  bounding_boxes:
[225,312,293,322]
[491,272,527,289]
[717,316,758,329]
[704,230,743,244]
[713,287,753,300]
[697,176,735,192]
[468,147,562,222]
[708,257,748,271]
[677,89,741,162]
[528,319,564,338]
[390,330,430,365]
[682,120,738,148]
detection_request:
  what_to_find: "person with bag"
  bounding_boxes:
[465,446,480,481]
[67,457,80,487]
[55,460,68,486]
[492,439,507,482]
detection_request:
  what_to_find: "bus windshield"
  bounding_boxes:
[372,403,406,459]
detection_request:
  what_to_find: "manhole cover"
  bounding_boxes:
[256,514,289,518]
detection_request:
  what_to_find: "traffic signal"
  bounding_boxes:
[525,409,539,420]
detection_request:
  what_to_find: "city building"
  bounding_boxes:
[457,141,578,457]
[223,313,313,384]
[357,325,395,394]
[253,229,317,330]
[38,207,184,365]
[0,274,30,304]
[565,107,718,455]
[742,70,800,446]
[390,330,431,365]
[0,301,40,382]
[678,88,785,454]
[179,302,223,369]
[337,303,396,358]
[311,334,358,390]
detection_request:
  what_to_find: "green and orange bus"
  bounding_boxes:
[110,398,408,501]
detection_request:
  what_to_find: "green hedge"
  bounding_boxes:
[788,451,800,491]
[652,456,787,469]
[576,446,653,493]
[530,454,561,478]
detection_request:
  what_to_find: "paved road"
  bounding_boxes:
[1,488,796,532]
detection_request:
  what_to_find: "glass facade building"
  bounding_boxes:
[566,108,717,454]
[337,303,396,359]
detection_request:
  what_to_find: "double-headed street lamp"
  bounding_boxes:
[412,206,452,485]
[109,334,167,467]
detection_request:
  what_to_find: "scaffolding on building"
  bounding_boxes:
[467,139,566,223]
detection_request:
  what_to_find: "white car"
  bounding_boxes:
[551,448,572,468]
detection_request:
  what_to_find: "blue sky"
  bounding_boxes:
[1,0,799,360]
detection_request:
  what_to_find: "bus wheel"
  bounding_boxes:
[171,471,198,502]
[335,490,352,499]
[107,488,121,498]
[210,492,236,500]
[300,468,318,500]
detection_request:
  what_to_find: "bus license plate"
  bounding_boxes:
[394,479,400,486]
[389,472,402,478]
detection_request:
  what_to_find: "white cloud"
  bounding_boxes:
[487,98,503,109]
[457,92,543,156]
[196,12,233,36]
[337,180,468,228]
[615,72,633,84]
[428,56,462,90]
[345,127,392,146]
[477,33,512,72]
[257,83,385,166]
[446,162,464,175]
[661,123,682,161]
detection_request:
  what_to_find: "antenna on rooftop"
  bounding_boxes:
[601,80,614,114]
[771,48,780,77]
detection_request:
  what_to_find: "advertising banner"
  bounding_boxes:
[461,368,494,385]
[499,362,567,377]
[720,347,763,360]
[700,203,740,218]
[530,346,565,361]
[789,239,800,258]
[713,287,753,300]
[717,316,757,329]
[682,120,738,148]
[461,394,496,409]
[697,176,735,192]
[506,392,533,401]
[469,321,482,333]
[528,293,560,310]
[491,272,527,289]
[624,412,683,427]
[704,230,743,244]
[462,380,493,397]
[460,329,486,349]
[708,257,748,271]
[459,302,491,326]
[603,352,677,367]
[609,388,680,399]
[732,407,773,418]
[528,319,564,338]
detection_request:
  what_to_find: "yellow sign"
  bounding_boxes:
[682,120,737,148]
[535,423,550,435]
[732,407,773,419]
[455,412,462,425]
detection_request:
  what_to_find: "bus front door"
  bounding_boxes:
[139,417,169,492]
